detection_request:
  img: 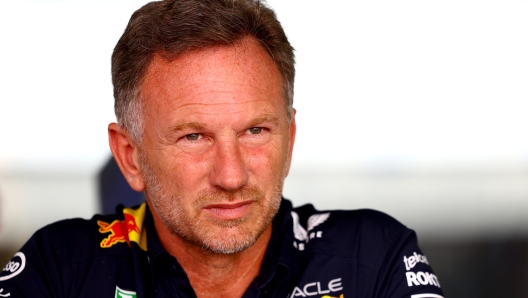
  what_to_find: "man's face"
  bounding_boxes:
[138,37,295,254]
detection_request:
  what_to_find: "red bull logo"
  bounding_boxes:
[97,203,147,250]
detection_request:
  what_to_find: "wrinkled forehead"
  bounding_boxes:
[135,36,288,132]
[140,37,284,108]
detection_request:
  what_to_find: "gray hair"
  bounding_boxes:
[112,0,295,142]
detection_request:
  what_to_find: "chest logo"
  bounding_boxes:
[97,203,147,250]
[115,286,136,298]
[288,277,343,297]
[291,211,330,251]
[98,214,139,248]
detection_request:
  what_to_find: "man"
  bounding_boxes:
[0,0,443,297]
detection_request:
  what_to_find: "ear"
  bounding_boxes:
[285,109,297,176]
[108,123,145,192]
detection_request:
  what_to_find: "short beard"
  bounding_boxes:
[140,152,285,254]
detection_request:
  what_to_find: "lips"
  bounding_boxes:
[203,200,254,220]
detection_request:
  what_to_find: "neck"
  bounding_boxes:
[151,210,272,298]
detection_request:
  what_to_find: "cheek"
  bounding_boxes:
[151,149,210,190]
[246,139,289,178]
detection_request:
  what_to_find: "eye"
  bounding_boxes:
[247,127,263,135]
[240,127,270,146]
[185,133,201,141]
[176,133,212,153]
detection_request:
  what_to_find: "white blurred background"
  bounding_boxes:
[1,2,527,292]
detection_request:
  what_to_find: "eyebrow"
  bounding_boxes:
[248,114,280,127]
[168,113,281,133]
[169,122,205,133]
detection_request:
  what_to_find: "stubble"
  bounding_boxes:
[140,152,285,254]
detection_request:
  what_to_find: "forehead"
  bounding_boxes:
[140,37,284,113]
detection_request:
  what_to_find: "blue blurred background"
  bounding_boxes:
[1,1,527,296]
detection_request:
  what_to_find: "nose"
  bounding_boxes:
[209,139,249,191]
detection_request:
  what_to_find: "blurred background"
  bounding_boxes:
[0,0,527,296]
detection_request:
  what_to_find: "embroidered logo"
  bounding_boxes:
[115,286,137,298]
[288,277,343,297]
[403,252,441,288]
[291,211,330,251]
[98,203,147,250]
[0,252,26,281]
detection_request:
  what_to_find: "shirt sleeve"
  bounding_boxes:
[378,230,444,298]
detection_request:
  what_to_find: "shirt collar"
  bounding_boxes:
[144,206,193,294]
[144,206,168,272]
[254,198,299,289]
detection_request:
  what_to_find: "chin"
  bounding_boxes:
[199,227,259,254]
[178,214,271,254]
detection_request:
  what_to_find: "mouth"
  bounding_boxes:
[203,200,255,221]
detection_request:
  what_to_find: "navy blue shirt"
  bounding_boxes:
[0,199,443,297]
